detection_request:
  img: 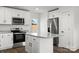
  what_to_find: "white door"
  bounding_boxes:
[59,13,66,47]
[59,11,73,48]
[48,12,53,19]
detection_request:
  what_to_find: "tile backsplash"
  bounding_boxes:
[0,25,29,31]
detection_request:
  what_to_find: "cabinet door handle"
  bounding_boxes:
[33,39,35,40]
[29,42,32,47]
[0,44,1,47]
[27,37,28,39]
[11,38,13,41]
[61,31,64,33]
[8,35,10,36]
[4,20,6,23]
[2,35,3,38]
[17,14,20,16]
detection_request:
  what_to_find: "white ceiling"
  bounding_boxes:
[10,6,59,13]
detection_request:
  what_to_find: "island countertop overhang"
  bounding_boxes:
[26,33,62,38]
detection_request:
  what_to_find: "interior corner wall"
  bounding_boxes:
[40,12,48,35]
[74,7,79,49]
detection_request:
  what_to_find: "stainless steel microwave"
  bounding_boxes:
[12,17,24,25]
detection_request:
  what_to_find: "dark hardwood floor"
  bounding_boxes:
[53,46,74,53]
[0,46,27,53]
[0,46,79,53]
[53,46,79,53]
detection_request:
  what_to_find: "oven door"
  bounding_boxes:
[13,33,25,43]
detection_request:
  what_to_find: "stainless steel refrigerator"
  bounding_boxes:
[48,17,59,47]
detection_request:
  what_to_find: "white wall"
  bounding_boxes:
[73,7,79,49]
[40,12,48,36]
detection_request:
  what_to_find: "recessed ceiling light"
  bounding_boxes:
[35,8,39,10]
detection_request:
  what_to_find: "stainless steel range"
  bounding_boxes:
[11,28,26,47]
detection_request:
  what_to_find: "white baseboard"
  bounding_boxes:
[58,45,78,51]
[69,48,78,51]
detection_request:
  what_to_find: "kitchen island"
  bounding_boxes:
[25,33,60,53]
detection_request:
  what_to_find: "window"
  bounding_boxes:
[32,19,39,32]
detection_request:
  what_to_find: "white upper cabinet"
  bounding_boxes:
[0,7,12,24]
[11,9,31,25]
[24,12,31,25]
[48,10,60,19]
[0,7,5,24]
[0,7,30,25]
[4,8,13,24]
[12,9,25,18]
[48,12,53,18]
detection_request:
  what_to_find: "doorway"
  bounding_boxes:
[32,19,39,33]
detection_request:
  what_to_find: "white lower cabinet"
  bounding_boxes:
[25,35,40,53]
[0,33,13,50]
[25,35,53,53]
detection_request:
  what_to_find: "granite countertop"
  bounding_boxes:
[11,32,26,34]
[26,33,63,38]
[0,31,12,33]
